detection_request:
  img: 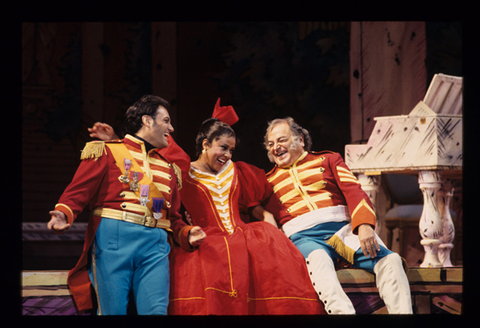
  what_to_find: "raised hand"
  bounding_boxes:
[88,122,118,141]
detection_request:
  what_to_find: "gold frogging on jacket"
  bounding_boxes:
[81,139,171,222]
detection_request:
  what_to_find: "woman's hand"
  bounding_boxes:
[88,122,118,141]
[251,205,278,228]
[189,226,207,247]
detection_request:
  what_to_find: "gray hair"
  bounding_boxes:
[263,117,312,152]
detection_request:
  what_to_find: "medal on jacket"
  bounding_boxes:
[152,197,165,219]
[130,171,141,191]
[139,184,150,206]
[119,159,131,184]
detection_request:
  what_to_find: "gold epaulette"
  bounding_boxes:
[172,163,183,190]
[80,141,107,160]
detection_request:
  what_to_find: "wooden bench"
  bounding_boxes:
[22,267,462,315]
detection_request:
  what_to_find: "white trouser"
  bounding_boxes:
[306,249,355,314]
[373,253,413,314]
[306,250,412,314]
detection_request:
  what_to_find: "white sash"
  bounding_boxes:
[282,205,350,238]
[282,205,387,251]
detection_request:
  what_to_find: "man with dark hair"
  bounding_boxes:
[48,95,206,315]
[123,94,170,136]
[263,117,412,314]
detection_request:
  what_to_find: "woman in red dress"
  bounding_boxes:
[89,99,326,315]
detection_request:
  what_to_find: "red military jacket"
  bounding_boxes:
[53,134,193,311]
[265,151,376,233]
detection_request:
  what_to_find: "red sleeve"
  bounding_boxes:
[236,161,270,211]
[236,161,290,225]
[329,153,376,233]
[165,161,194,251]
[54,155,108,224]
[159,135,190,183]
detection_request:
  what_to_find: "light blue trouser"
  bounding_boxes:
[290,221,393,273]
[88,218,171,315]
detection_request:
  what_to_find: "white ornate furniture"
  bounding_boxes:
[345,74,462,268]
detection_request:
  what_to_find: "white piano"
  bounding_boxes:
[345,74,462,268]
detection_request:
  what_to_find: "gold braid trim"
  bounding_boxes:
[80,141,107,160]
[172,163,183,190]
[326,234,356,265]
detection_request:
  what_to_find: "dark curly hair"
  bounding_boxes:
[195,118,236,157]
[123,95,170,136]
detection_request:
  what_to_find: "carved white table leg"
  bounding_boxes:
[357,173,382,235]
[438,179,455,267]
[418,170,443,268]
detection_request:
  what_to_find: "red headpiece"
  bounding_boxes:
[212,98,238,126]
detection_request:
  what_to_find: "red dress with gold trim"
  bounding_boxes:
[161,138,325,315]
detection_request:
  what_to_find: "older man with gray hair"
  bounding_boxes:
[263,117,412,314]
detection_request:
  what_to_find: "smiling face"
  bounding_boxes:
[198,134,236,174]
[266,122,305,167]
[137,106,174,149]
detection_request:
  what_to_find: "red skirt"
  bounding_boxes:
[168,221,326,315]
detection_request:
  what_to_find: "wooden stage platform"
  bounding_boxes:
[22,267,462,315]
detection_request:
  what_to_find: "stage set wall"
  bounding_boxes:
[22,22,462,270]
